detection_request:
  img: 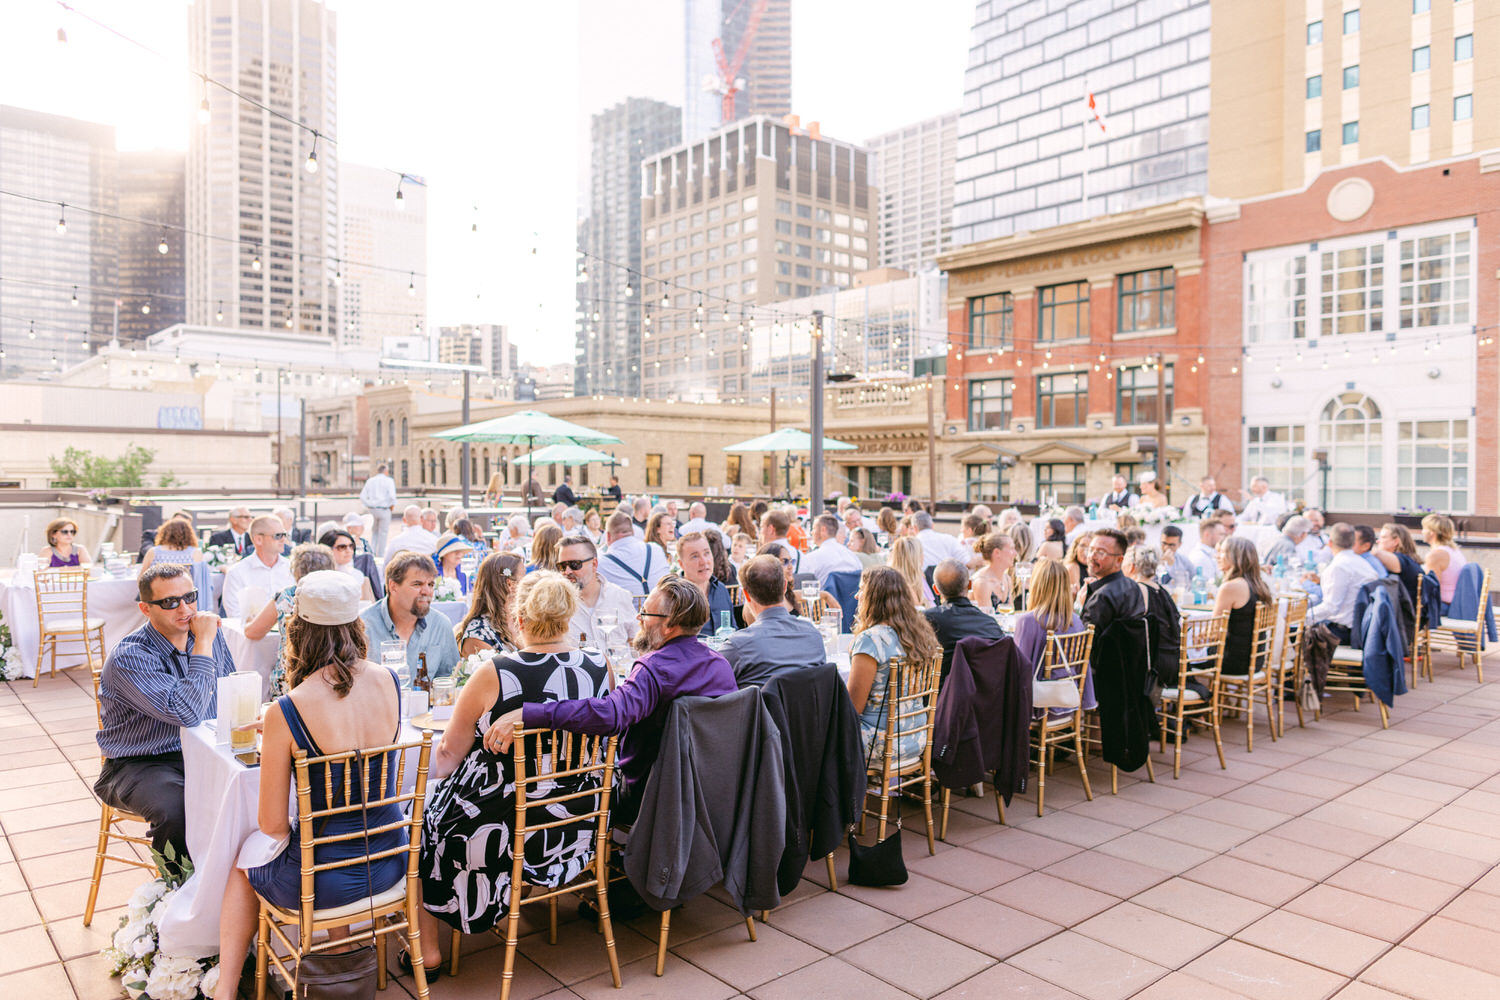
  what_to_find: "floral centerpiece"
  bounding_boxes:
[455,651,489,688]
[1138,505,1184,525]
[0,609,19,681]
[432,575,461,602]
[201,544,240,571]
[102,846,220,1000]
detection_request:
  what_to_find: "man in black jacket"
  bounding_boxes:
[1081,527,1156,770]
[207,507,253,557]
[553,474,577,506]
[924,559,1002,680]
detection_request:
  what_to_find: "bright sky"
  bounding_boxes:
[0,0,972,366]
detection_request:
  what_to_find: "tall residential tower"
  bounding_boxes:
[682,0,792,142]
[868,111,958,274]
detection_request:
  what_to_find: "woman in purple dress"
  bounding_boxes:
[1012,558,1096,720]
[39,517,91,567]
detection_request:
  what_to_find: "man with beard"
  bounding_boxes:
[359,550,459,679]
[484,576,735,822]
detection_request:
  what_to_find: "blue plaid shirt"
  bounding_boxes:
[96,621,237,759]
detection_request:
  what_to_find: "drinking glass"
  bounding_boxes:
[380,639,409,688]
[800,582,819,606]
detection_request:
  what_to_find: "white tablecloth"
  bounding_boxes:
[220,618,280,701]
[158,720,425,958]
[1025,519,1281,560]
[433,600,467,626]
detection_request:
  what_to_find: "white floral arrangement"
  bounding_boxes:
[0,608,18,681]
[1037,504,1066,521]
[202,544,240,570]
[432,575,461,602]
[455,651,490,688]
[102,847,219,999]
[1138,505,1185,526]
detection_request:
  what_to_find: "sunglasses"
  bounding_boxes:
[262,532,289,540]
[57,528,77,536]
[144,590,199,609]
[333,542,353,551]
[557,559,590,572]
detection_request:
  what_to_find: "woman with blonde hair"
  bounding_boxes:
[483,472,504,506]
[971,531,1016,610]
[1064,531,1093,595]
[457,552,523,656]
[1213,535,1274,676]
[1008,521,1035,564]
[888,535,934,608]
[526,523,563,573]
[848,566,942,763]
[877,507,899,537]
[40,516,91,567]
[1421,513,1467,607]
[1012,558,1093,719]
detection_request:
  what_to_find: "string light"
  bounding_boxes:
[408,273,416,297]
[56,204,66,234]
[70,286,78,306]
[157,231,169,254]
[304,133,319,174]
[215,301,224,322]
[394,179,405,209]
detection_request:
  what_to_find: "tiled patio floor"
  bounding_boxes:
[4,654,1500,1000]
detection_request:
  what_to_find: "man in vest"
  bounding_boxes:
[599,510,669,595]
[1186,475,1234,518]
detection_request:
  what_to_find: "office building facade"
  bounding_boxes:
[868,111,958,274]
[639,115,877,402]
[954,0,1211,246]
[186,0,339,337]
[575,97,681,397]
[338,162,427,352]
[438,324,516,380]
[117,150,186,343]
[0,106,117,375]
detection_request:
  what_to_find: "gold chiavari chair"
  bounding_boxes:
[1217,601,1279,751]
[861,653,943,854]
[1159,615,1227,779]
[83,662,156,926]
[1030,628,1095,816]
[34,566,107,686]
[1276,595,1310,735]
[1427,567,1491,683]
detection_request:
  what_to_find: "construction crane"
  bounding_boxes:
[708,0,768,125]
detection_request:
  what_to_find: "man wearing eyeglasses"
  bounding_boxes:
[221,515,293,617]
[558,535,637,650]
[1080,526,1156,770]
[95,563,237,876]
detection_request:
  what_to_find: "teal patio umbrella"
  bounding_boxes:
[433,410,622,517]
[723,427,855,499]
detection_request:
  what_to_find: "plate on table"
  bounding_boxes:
[409,712,449,732]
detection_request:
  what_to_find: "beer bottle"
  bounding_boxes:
[414,652,432,694]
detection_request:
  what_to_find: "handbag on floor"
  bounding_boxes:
[847,665,908,887]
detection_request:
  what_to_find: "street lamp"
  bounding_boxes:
[380,357,487,507]
[1312,448,1331,509]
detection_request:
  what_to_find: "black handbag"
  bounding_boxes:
[846,664,908,887]
[295,749,381,1000]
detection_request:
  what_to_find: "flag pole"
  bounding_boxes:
[1081,99,1090,220]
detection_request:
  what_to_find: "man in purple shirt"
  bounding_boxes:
[485,575,736,822]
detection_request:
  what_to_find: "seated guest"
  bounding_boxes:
[753,542,840,620]
[527,523,564,574]
[644,512,677,556]
[448,517,488,553]
[1213,535,1275,674]
[1038,518,1066,561]
[1013,558,1091,721]
[1421,513,1467,608]
[1123,545,1182,695]
[1099,474,1138,511]
[1062,506,1088,544]
[342,511,373,556]
[1306,523,1379,644]
[877,507,899,538]
[222,516,293,618]
[889,536,935,608]
[457,552,524,656]
[924,559,1002,679]
[139,517,205,574]
[1352,525,1388,577]
[485,577,737,823]
[1124,526,1147,548]
[1376,523,1423,604]
[848,528,884,569]
[913,511,964,567]
[319,528,379,602]
[599,510,669,596]
[1080,528,1145,645]
[1156,525,1184,587]
[215,571,407,1000]
[274,506,310,549]
[1262,515,1310,570]
[1186,476,1234,518]
[1138,471,1169,509]
[96,564,235,877]
[680,502,724,542]
[497,515,531,555]
[246,543,336,697]
[384,505,439,562]
[706,530,736,587]
[971,531,1016,610]
[729,532,754,572]
[434,532,475,595]
[421,508,441,535]
[800,513,863,587]
[360,551,460,679]
[724,502,757,540]
[848,567,941,764]
[414,572,612,963]
[679,531,735,635]
[1239,476,1287,526]
[630,496,652,537]
[209,507,255,558]
[1064,532,1094,596]
[1296,508,1331,565]
[721,554,827,686]
[997,508,1023,531]
[758,508,799,567]
[40,516,92,567]
[959,514,990,558]
[558,536,635,651]
[1180,518,1225,581]
[1009,522,1035,565]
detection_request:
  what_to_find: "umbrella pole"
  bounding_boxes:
[525,434,534,524]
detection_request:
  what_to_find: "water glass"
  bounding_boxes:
[800,582,819,606]
[380,639,409,687]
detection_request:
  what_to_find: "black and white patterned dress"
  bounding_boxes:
[419,649,611,933]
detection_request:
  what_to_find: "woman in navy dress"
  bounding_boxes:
[216,571,408,1000]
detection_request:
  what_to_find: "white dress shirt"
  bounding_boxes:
[679,517,725,543]
[1310,550,1380,629]
[1240,491,1287,526]
[384,526,437,562]
[359,473,397,509]
[221,554,293,617]
[598,535,669,595]
[570,579,640,650]
[799,538,863,587]
[1099,490,1138,509]
[916,528,966,568]
[1295,531,1333,566]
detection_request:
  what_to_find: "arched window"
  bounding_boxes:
[483,451,491,482]
[400,417,408,445]
[440,452,448,485]
[1319,391,1382,510]
[387,419,395,448]
[400,460,408,487]
[429,456,437,485]
[418,451,427,485]
[374,419,382,447]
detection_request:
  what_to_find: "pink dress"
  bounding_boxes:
[1435,544,1467,604]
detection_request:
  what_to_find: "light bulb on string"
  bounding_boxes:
[141,301,150,315]
[304,133,319,173]
[408,273,416,297]
[625,280,633,297]
[157,232,169,254]
[251,252,261,272]
[394,179,405,209]
[70,286,78,307]
[660,291,669,307]
[56,205,66,234]
[28,321,36,340]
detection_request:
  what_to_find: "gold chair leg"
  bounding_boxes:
[744,915,757,942]
[596,871,621,988]
[1073,726,1092,801]
[375,929,388,991]
[1034,732,1047,817]
[499,901,523,1000]
[1144,754,1155,784]
[922,773,936,856]
[994,784,1006,826]
[83,805,113,926]
[1264,679,1278,742]
[825,853,838,890]
[548,895,558,946]
[449,927,461,976]
[939,787,950,841]
[255,908,269,1000]
[1171,705,1185,779]
[1211,706,1226,770]
[655,910,670,977]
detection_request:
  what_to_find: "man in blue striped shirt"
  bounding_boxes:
[95,563,237,874]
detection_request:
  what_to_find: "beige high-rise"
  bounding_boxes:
[1210,0,1499,198]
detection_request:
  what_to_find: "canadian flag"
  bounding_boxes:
[1087,91,1108,133]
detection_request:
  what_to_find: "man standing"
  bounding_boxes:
[208,507,254,558]
[599,510,669,596]
[360,463,397,556]
[559,535,637,650]
[553,474,577,507]
[721,554,825,686]
[799,513,862,587]
[1306,523,1380,644]
[924,559,1002,679]
[604,475,623,503]
[913,511,965,568]
[1186,476,1234,518]
[221,516,293,617]
[95,564,236,874]
[1099,475,1137,511]
[679,531,735,635]
[487,577,737,822]
[1239,476,1287,526]
[384,505,438,561]
[359,551,459,679]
